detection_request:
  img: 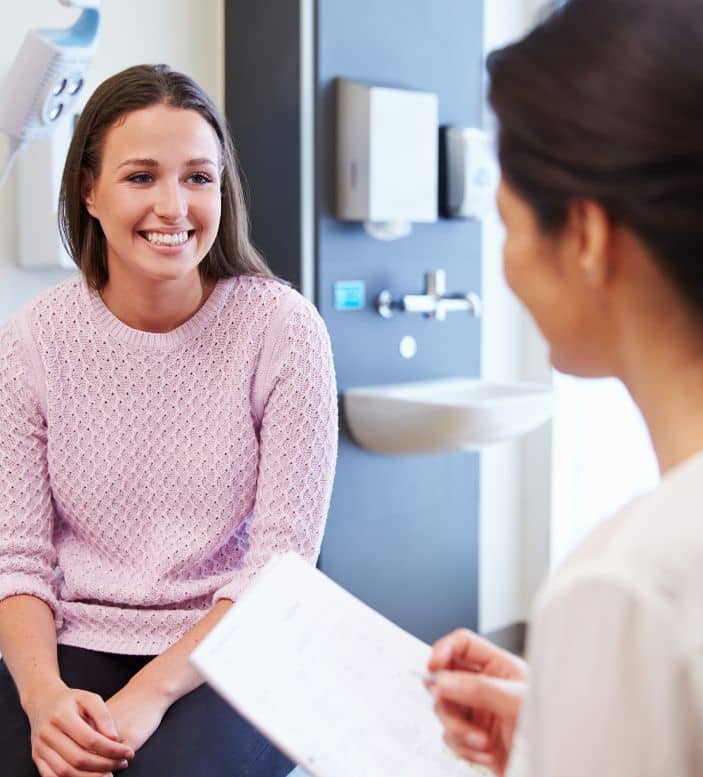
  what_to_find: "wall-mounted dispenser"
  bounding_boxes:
[336,78,438,241]
[443,127,498,220]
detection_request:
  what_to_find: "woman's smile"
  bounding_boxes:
[138,229,196,251]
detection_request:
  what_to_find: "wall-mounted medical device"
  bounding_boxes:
[0,0,101,268]
[336,78,438,241]
[442,127,498,220]
[0,0,101,187]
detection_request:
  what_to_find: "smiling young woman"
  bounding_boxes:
[0,65,338,777]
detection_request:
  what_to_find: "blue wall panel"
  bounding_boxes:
[225,0,485,643]
[316,0,484,641]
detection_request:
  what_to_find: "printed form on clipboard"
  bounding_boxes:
[190,552,489,777]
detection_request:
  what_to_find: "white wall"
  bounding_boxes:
[480,0,552,634]
[0,0,223,324]
[481,0,659,639]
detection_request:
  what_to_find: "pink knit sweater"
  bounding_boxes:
[0,275,337,655]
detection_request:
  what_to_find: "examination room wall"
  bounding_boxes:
[0,0,224,324]
[225,0,485,643]
[223,0,552,646]
[0,0,554,646]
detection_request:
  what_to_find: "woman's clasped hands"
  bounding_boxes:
[427,629,528,776]
[23,675,169,777]
[23,678,134,777]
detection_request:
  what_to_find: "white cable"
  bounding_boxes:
[0,138,23,188]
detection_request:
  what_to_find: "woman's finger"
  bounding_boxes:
[34,756,59,777]
[41,743,114,777]
[42,728,130,773]
[429,629,500,672]
[60,711,134,761]
[434,672,524,720]
[77,692,120,740]
[442,732,496,767]
[433,699,490,751]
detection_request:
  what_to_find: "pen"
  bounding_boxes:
[416,659,485,685]
[421,671,439,684]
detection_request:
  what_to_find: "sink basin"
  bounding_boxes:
[344,377,553,455]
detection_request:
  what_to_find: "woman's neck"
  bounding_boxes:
[99,269,215,334]
[603,235,703,475]
[622,330,703,475]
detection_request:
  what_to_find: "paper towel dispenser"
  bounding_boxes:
[336,78,438,239]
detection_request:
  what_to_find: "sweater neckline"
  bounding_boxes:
[82,276,234,351]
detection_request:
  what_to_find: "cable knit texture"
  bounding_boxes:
[0,275,337,655]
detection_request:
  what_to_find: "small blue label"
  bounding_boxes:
[334,281,366,311]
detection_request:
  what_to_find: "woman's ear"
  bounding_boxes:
[568,199,612,287]
[81,168,98,218]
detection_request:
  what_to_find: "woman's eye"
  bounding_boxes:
[188,172,214,185]
[127,172,153,184]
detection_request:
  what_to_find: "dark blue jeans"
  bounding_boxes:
[0,644,293,777]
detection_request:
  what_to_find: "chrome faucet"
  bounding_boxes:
[376,270,481,321]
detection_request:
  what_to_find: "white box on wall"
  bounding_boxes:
[336,79,438,224]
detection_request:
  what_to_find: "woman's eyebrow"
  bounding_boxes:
[116,157,218,170]
[117,157,158,170]
[185,157,218,168]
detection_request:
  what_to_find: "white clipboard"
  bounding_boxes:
[191,553,487,777]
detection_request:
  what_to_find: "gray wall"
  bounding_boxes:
[226,0,484,642]
[317,0,483,642]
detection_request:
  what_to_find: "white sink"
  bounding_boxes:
[344,377,553,455]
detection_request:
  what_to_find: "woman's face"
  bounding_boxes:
[83,104,222,287]
[497,177,612,377]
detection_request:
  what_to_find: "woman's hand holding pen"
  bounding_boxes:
[427,628,527,776]
[22,678,134,777]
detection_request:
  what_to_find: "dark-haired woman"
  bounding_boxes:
[0,65,337,777]
[428,1,703,775]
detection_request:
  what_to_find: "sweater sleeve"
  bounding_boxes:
[0,319,61,623]
[213,293,338,603]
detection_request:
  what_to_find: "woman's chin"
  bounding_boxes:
[134,258,202,285]
[550,350,611,379]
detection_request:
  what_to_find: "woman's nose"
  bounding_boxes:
[153,180,188,220]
